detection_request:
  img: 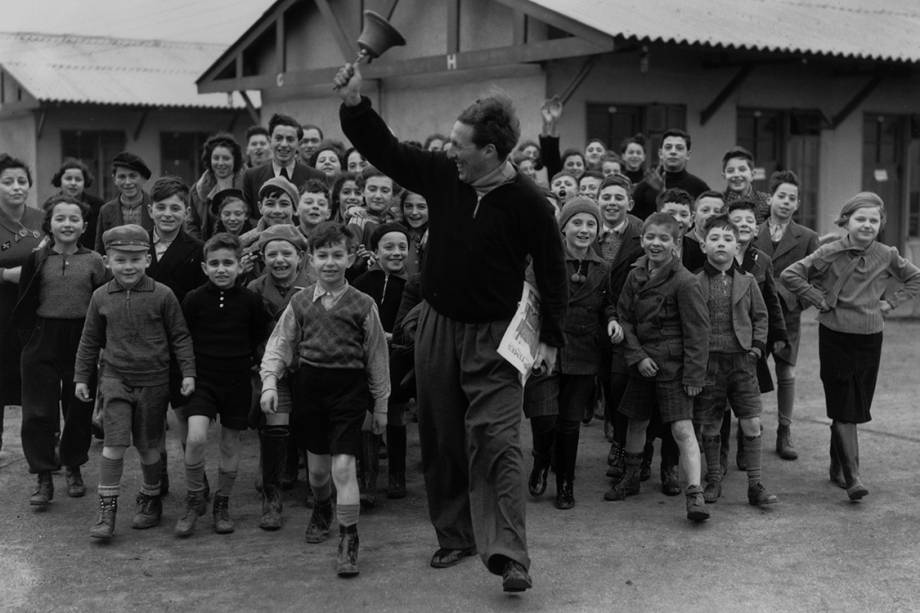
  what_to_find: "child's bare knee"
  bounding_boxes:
[330,455,356,485]
[739,417,761,437]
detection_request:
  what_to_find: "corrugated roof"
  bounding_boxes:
[0,32,260,108]
[530,0,920,63]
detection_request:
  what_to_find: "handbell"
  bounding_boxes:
[356,10,406,62]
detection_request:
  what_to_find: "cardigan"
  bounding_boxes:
[780,235,920,334]
[341,96,568,347]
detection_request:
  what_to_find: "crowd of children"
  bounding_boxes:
[1,88,919,587]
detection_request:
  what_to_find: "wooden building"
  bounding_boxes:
[0,32,259,206]
[198,0,920,263]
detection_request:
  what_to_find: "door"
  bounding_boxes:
[862,113,905,248]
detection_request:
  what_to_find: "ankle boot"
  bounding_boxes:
[701,435,723,503]
[776,424,798,460]
[212,494,234,534]
[386,425,407,499]
[833,422,868,501]
[29,472,54,508]
[604,452,642,501]
[528,418,554,496]
[174,490,206,536]
[259,426,287,530]
[65,466,86,498]
[89,495,118,540]
[605,441,625,480]
[132,492,162,529]
[336,525,360,577]
[828,432,847,489]
[555,478,574,510]
[305,497,334,543]
[553,427,579,509]
[685,485,710,522]
[260,486,283,530]
[360,432,379,509]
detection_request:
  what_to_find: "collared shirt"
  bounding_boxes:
[260,282,391,411]
[767,218,790,243]
[152,230,174,260]
[312,281,350,309]
[272,161,296,181]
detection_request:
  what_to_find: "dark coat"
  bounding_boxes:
[752,220,819,312]
[739,246,788,392]
[616,255,709,386]
[601,218,644,374]
[241,162,325,220]
[94,193,154,253]
[560,248,609,375]
[147,230,205,305]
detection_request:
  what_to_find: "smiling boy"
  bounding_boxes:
[694,215,777,507]
[605,212,710,522]
[353,222,410,504]
[176,233,267,537]
[297,180,333,239]
[75,225,196,540]
[94,152,153,252]
[242,114,325,217]
[261,221,389,577]
[721,146,771,223]
[632,130,710,220]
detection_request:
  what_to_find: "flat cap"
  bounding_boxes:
[103,224,150,252]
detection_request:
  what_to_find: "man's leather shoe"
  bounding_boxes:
[502,560,532,592]
[430,546,476,569]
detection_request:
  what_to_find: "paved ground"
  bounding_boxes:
[1,318,920,612]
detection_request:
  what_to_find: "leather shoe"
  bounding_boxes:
[430,546,476,569]
[502,560,532,592]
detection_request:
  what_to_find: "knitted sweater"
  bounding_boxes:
[780,235,920,334]
[341,97,568,347]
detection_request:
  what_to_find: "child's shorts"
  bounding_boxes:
[100,376,170,450]
[618,375,691,424]
[185,368,253,431]
[694,352,762,425]
[291,365,371,457]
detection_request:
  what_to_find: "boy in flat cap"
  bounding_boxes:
[94,152,154,253]
[75,224,196,541]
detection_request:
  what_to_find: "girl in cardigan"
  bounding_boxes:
[781,192,920,501]
[14,196,106,506]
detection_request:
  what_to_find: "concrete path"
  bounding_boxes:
[1,319,919,612]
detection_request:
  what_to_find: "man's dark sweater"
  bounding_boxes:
[340,97,567,347]
[632,169,710,220]
[181,282,268,372]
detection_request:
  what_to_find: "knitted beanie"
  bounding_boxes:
[558,196,601,230]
